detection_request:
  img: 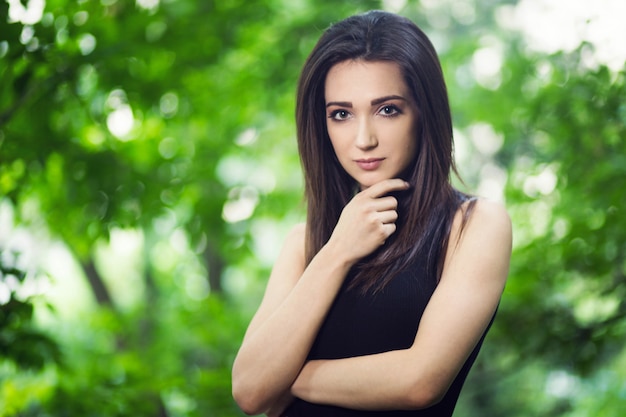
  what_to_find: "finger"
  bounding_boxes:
[371,195,398,211]
[382,222,397,238]
[366,179,410,198]
[378,210,398,224]
[353,194,396,212]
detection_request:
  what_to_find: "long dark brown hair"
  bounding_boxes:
[296,10,473,294]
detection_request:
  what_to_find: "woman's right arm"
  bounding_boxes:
[231,178,410,415]
[232,223,352,415]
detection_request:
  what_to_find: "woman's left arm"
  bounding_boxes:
[291,199,512,410]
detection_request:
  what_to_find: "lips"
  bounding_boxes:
[355,158,384,171]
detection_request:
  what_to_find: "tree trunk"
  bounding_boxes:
[82,258,114,307]
[205,242,224,294]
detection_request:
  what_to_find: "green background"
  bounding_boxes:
[1,0,625,415]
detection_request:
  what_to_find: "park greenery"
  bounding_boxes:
[1,0,625,415]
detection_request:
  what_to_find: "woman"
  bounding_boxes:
[231,10,511,416]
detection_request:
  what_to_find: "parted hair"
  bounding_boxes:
[296,10,472,293]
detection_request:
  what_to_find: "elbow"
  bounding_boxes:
[232,385,260,415]
[234,400,264,416]
[231,358,264,415]
[232,377,270,416]
[403,382,447,409]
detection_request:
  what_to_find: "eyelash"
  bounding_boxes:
[328,105,402,121]
[328,109,350,121]
[379,105,401,117]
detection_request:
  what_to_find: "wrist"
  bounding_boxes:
[292,360,318,400]
[320,238,358,269]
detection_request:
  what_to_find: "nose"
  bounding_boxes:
[355,118,378,150]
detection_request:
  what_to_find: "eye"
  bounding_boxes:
[378,105,400,117]
[329,109,351,121]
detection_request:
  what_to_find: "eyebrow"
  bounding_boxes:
[325,95,407,108]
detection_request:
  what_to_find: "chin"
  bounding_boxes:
[356,176,388,190]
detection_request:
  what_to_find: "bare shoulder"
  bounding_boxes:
[287,222,306,242]
[243,222,307,338]
[453,198,511,244]
[473,198,510,222]
[438,198,512,294]
[275,222,307,273]
[284,222,306,255]
[443,198,512,284]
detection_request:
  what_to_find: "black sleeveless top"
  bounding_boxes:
[284,254,492,416]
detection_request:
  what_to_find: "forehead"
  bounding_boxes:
[324,60,408,100]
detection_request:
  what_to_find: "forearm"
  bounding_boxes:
[232,244,352,414]
[290,287,502,410]
[265,391,295,417]
[233,181,413,414]
[291,350,436,410]
[290,199,510,412]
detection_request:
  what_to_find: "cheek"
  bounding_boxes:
[392,123,419,164]
[389,123,416,150]
[327,125,350,154]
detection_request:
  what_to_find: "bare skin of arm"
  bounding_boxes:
[290,199,512,410]
[231,179,410,415]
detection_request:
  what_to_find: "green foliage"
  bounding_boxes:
[0,253,61,371]
[1,0,625,415]
[453,46,626,417]
[503,58,626,371]
[0,252,61,415]
[33,298,247,417]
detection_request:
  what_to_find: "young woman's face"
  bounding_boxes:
[324,60,419,190]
